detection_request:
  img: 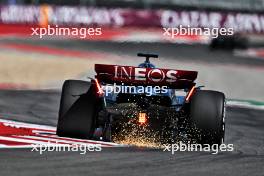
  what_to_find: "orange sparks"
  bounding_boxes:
[138,112,147,124]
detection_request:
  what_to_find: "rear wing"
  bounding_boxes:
[95,64,197,89]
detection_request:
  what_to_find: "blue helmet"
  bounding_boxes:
[138,62,156,68]
[137,53,158,68]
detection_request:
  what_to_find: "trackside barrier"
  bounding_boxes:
[0,5,264,33]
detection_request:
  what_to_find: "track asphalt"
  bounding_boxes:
[0,89,263,176]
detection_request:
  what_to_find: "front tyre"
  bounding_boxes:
[189,90,225,145]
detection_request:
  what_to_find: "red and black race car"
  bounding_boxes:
[56,53,226,145]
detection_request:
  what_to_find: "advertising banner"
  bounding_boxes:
[0,5,264,33]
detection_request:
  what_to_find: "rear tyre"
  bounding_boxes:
[56,80,102,139]
[189,90,225,145]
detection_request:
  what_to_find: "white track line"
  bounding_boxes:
[0,119,124,148]
[0,136,54,145]
[227,101,264,110]
[0,145,35,148]
[0,119,56,131]
[15,135,113,147]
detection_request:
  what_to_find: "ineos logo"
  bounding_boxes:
[148,69,165,82]
[114,66,177,83]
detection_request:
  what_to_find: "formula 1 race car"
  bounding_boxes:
[56,53,226,145]
[210,33,248,50]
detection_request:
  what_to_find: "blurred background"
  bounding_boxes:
[1,0,264,11]
[0,0,264,102]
